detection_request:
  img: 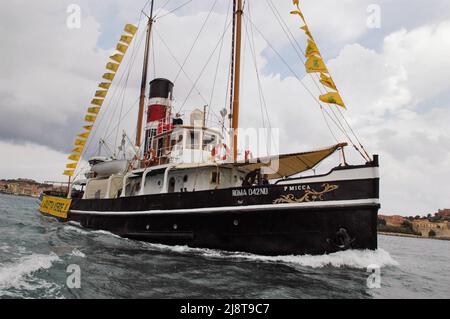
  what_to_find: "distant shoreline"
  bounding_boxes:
[0,191,38,199]
[378,231,450,241]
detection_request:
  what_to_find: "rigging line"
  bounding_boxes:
[246,19,322,115]
[154,0,172,17]
[246,6,364,157]
[77,19,145,162]
[268,0,370,161]
[177,19,233,114]
[246,3,272,133]
[75,19,146,174]
[154,29,209,105]
[102,26,146,144]
[336,106,372,160]
[207,0,232,125]
[246,16,355,147]
[245,9,276,156]
[156,0,194,20]
[242,13,267,132]
[265,1,354,138]
[114,80,129,153]
[112,27,144,153]
[320,107,340,144]
[104,97,141,141]
[173,0,219,84]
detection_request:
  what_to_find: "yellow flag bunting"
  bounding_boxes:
[66,163,78,169]
[77,131,90,139]
[319,92,346,108]
[305,55,328,73]
[290,1,346,110]
[305,39,320,58]
[320,73,337,91]
[63,23,137,177]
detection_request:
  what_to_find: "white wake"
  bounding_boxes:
[0,253,60,293]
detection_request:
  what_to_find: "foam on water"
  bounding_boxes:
[70,248,86,258]
[0,253,60,292]
[64,225,90,235]
[63,224,399,270]
[64,224,123,240]
[0,245,10,253]
[143,243,399,269]
[223,248,399,269]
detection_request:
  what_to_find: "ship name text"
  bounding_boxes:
[232,188,269,197]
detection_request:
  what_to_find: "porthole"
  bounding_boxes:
[173,224,178,230]
[146,225,150,230]
[233,220,239,226]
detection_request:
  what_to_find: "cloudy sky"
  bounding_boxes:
[1,0,450,216]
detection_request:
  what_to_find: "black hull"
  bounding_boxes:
[62,166,380,256]
[68,204,378,256]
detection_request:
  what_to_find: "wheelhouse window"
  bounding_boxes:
[189,130,201,150]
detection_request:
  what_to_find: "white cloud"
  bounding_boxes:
[0,141,68,182]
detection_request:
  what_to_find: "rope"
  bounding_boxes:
[156,0,194,20]
[173,0,219,83]
[177,19,233,114]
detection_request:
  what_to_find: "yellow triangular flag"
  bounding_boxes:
[63,170,75,177]
[116,43,128,54]
[120,35,133,45]
[103,73,116,81]
[72,146,84,154]
[68,154,81,162]
[319,92,346,109]
[109,54,124,64]
[88,106,101,115]
[95,90,108,98]
[91,98,104,106]
[290,10,305,22]
[106,62,120,73]
[99,82,112,90]
[320,73,337,91]
[66,163,78,169]
[301,25,313,40]
[124,24,138,36]
[83,125,93,131]
[85,115,97,123]
[305,39,320,58]
[74,139,86,147]
[305,55,328,73]
[77,131,90,139]
[293,0,300,6]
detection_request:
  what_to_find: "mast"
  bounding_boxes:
[135,0,155,147]
[231,0,243,162]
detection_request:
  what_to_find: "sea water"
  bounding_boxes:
[0,193,449,299]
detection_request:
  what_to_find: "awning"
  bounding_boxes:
[233,143,347,179]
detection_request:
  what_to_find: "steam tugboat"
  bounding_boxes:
[40,0,380,256]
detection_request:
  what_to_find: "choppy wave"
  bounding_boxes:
[225,248,399,269]
[63,225,90,235]
[64,224,399,270]
[70,249,86,258]
[0,245,10,253]
[143,243,399,269]
[64,225,123,239]
[0,253,60,292]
